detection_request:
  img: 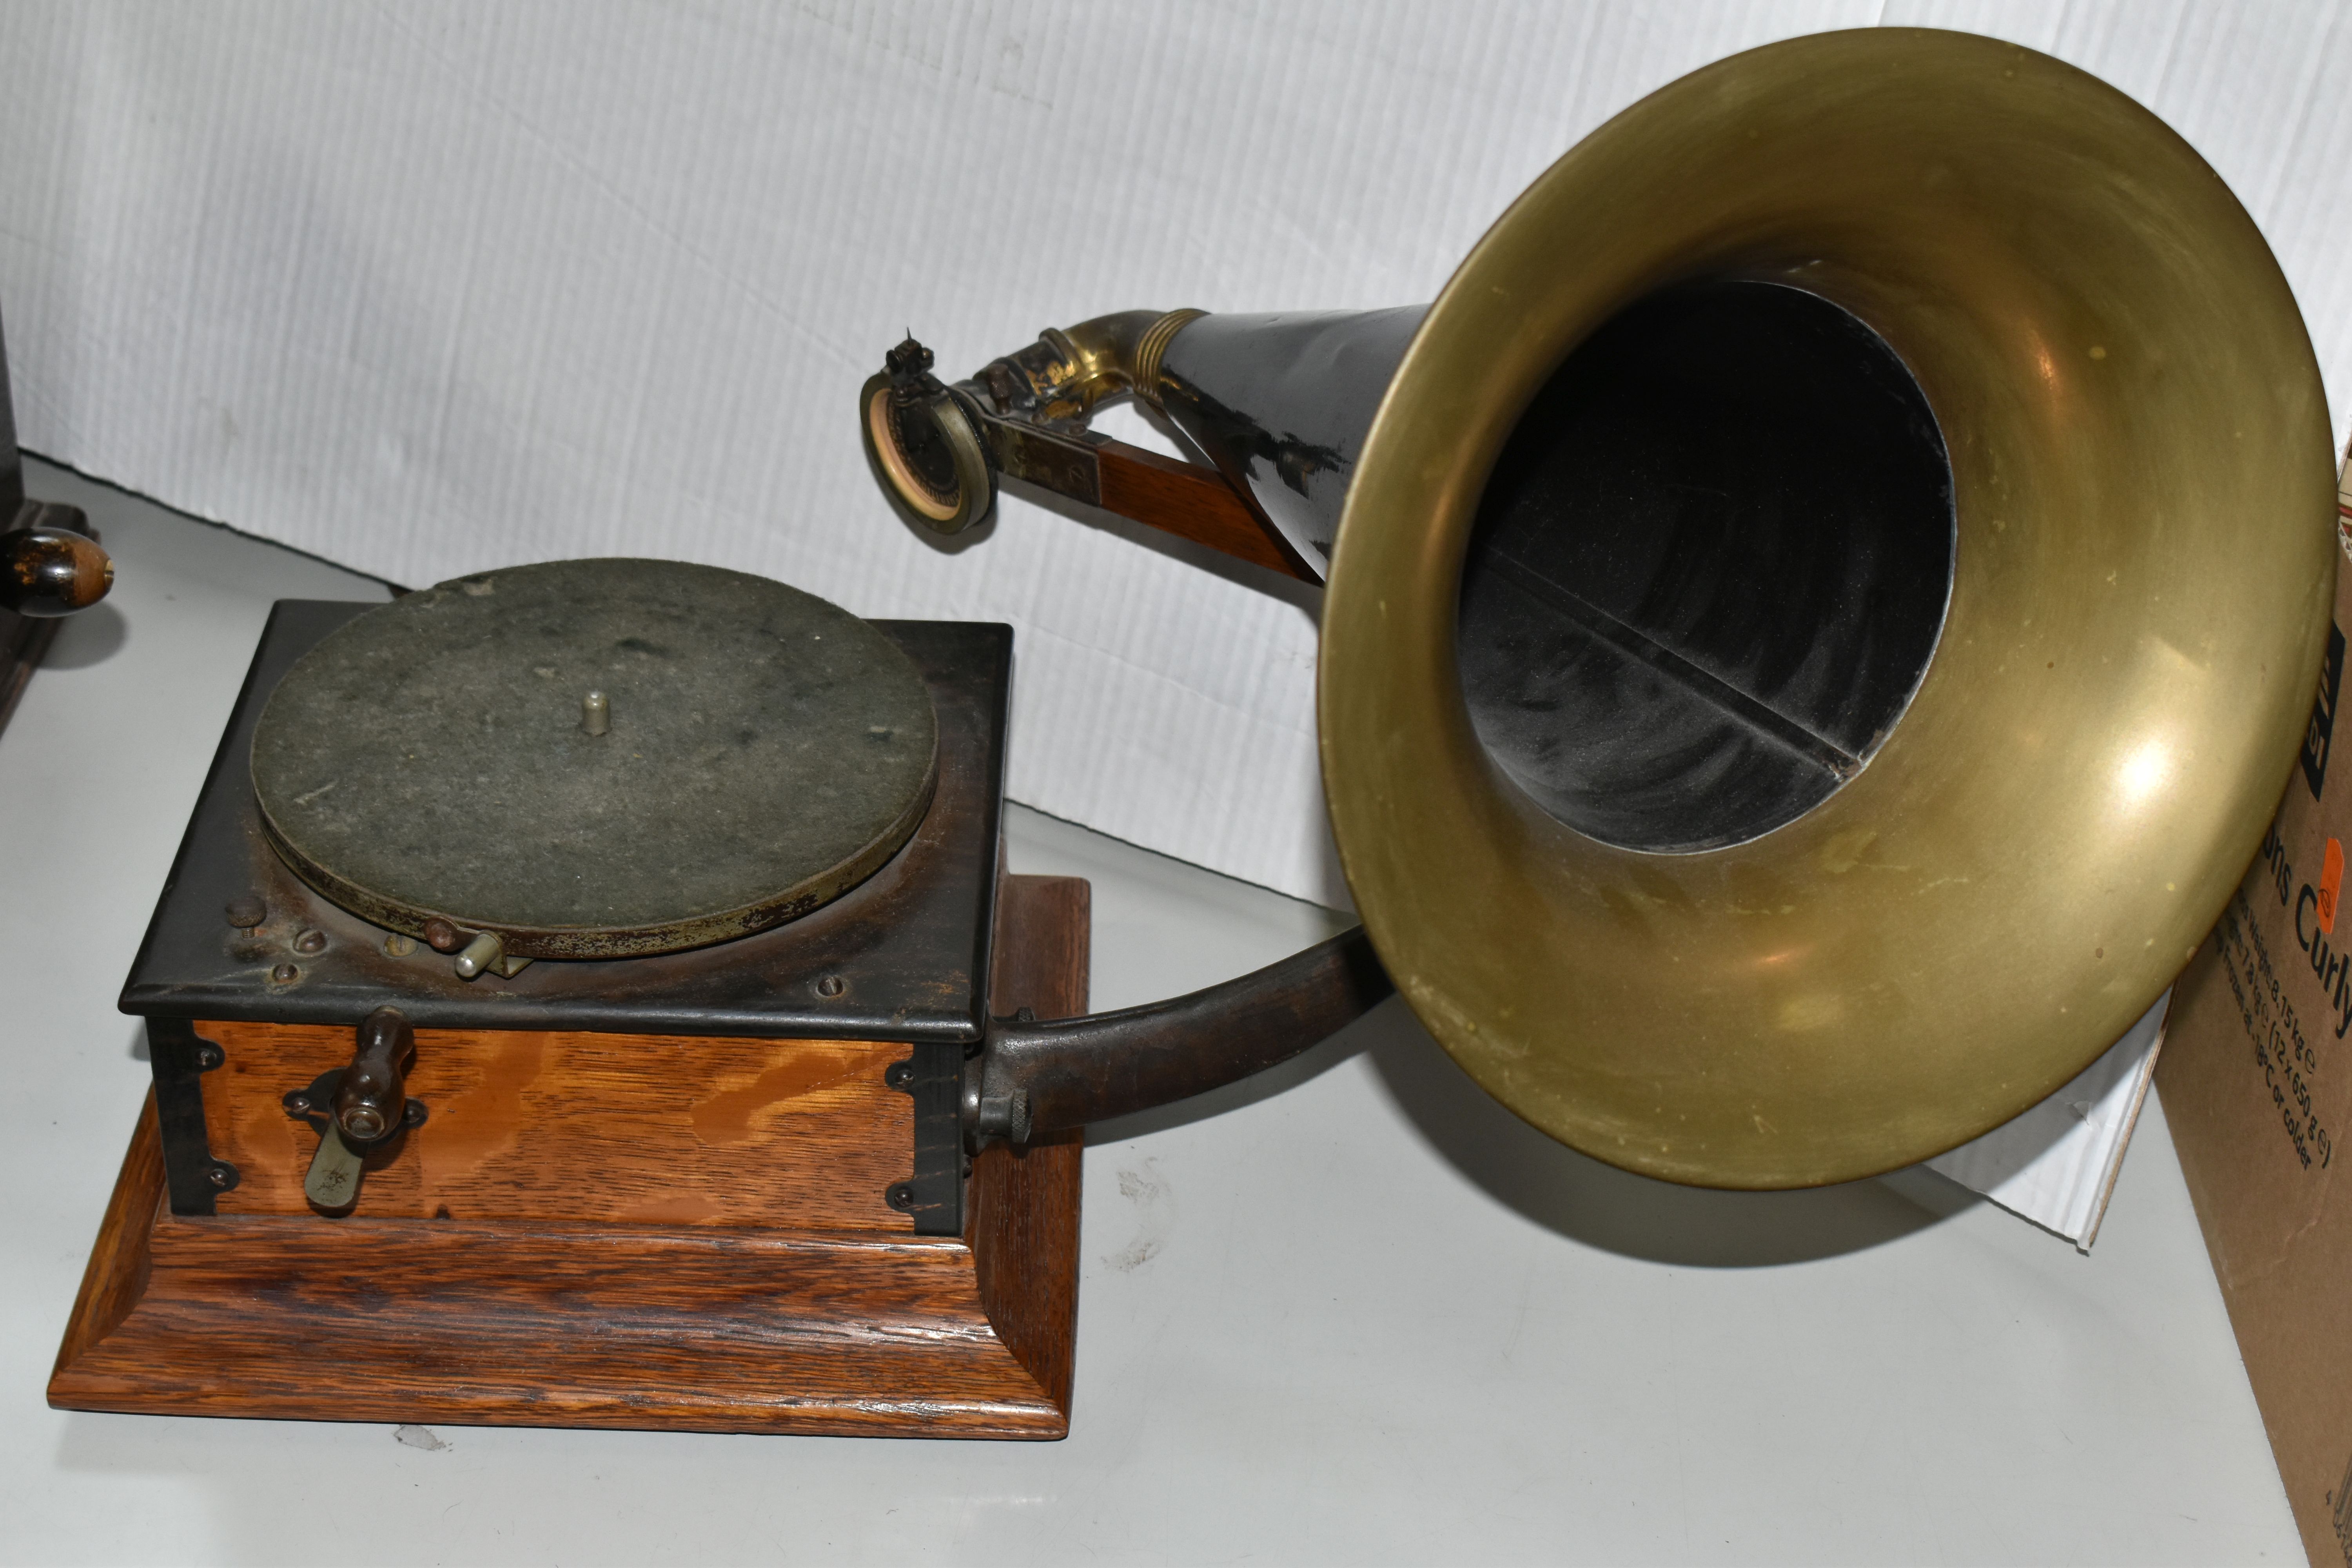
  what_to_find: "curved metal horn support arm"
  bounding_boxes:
[964,926,1392,1148]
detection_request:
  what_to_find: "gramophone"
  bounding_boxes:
[51,27,2330,1438]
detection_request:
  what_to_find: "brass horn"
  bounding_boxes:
[862,28,2336,1187]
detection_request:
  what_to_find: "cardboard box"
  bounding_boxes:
[2161,452,2352,1568]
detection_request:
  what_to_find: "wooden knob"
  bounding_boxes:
[1,523,113,617]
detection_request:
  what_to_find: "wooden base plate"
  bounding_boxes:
[49,875,1089,1439]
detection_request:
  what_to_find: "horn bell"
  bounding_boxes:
[1321,27,2336,1187]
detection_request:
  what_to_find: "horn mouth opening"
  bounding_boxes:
[1457,279,1956,855]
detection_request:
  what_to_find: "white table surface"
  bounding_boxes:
[2,458,2307,1565]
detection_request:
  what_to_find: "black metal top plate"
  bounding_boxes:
[251,561,940,958]
[122,600,1010,1042]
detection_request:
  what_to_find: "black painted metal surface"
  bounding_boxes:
[148,1017,234,1216]
[1156,306,1425,575]
[122,601,1011,1042]
[896,1039,968,1236]
[967,926,1392,1145]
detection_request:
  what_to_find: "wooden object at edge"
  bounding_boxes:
[47,874,1090,1439]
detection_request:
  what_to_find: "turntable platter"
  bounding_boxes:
[250,558,938,959]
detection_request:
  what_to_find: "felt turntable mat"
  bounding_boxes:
[249,558,938,958]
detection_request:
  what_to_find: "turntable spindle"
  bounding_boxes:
[582,690,609,736]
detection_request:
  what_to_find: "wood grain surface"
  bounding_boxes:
[50,1091,164,1381]
[199,1023,910,1229]
[51,873,1092,1438]
[53,1210,1064,1436]
[1094,440,1317,582]
[972,875,1089,1414]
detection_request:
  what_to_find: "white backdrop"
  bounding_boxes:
[1,0,2346,903]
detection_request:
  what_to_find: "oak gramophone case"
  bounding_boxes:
[51,561,1094,1436]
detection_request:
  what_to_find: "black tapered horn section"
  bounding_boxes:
[967,927,1392,1145]
[1153,307,1426,576]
